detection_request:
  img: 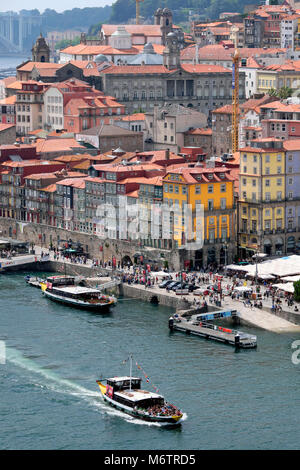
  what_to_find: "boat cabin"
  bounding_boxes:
[106,376,142,392]
[46,276,75,288]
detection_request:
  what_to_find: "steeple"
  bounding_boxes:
[163,32,180,70]
[31,33,50,63]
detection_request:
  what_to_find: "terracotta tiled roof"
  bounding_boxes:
[101,24,162,37]
[2,76,16,86]
[41,183,57,193]
[34,138,86,153]
[181,44,286,62]
[180,64,231,74]
[56,177,87,188]
[17,61,62,72]
[6,80,23,90]
[283,140,300,151]
[185,128,212,135]
[0,123,15,131]
[213,104,235,114]
[121,113,145,122]
[0,95,16,106]
[126,189,139,198]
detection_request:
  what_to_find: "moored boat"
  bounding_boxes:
[25,275,45,288]
[41,275,116,311]
[97,356,183,425]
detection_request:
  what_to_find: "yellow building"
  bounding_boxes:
[239,139,286,256]
[257,64,300,94]
[162,166,236,268]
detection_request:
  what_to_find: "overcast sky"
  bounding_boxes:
[0,1,113,13]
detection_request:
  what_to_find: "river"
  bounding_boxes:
[0,55,29,78]
[1,272,300,449]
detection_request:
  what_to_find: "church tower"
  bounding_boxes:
[163,32,180,70]
[154,8,173,45]
[32,34,50,63]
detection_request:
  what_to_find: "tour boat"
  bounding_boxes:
[96,356,183,425]
[41,275,116,311]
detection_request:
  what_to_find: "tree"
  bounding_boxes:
[294,280,300,302]
[268,86,293,100]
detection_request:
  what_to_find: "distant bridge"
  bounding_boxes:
[0,12,41,53]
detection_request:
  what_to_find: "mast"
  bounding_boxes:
[129,353,133,390]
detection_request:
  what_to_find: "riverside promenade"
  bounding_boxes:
[22,245,300,333]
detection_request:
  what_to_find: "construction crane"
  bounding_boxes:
[231,26,239,154]
[136,0,144,25]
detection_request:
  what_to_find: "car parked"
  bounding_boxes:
[158,279,173,288]
[166,281,181,291]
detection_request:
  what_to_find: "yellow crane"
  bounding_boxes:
[231,26,239,154]
[136,0,144,25]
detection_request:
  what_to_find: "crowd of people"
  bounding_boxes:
[145,402,182,418]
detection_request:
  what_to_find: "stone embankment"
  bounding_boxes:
[5,252,300,332]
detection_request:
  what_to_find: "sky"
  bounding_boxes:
[0,1,114,13]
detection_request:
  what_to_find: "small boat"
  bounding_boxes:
[25,275,45,288]
[96,355,183,425]
[41,275,116,311]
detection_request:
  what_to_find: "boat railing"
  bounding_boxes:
[190,320,257,342]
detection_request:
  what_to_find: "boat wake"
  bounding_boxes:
[6,347,186,427]
[6,347,102,403]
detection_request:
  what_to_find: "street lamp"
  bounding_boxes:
[224,242,228,277]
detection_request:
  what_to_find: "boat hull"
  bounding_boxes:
[43,290,114,312]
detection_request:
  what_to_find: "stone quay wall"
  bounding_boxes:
[0,218,182,271]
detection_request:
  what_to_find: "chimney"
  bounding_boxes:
[165,148,170,160]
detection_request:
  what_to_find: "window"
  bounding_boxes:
[208,185,213,193]
[265,192,270,201]
[195,185,201,194]
[220,184,226,192]
[208,200,214,210]
[265,155,270,163]
[277,178,282,186]
[277,154,282,162]
[265,179,270,187]
[220,198,226,209]
[252,179,256,187]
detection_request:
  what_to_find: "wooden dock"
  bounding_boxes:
[168,315,257,349]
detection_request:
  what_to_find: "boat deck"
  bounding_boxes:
[169,317,257,349]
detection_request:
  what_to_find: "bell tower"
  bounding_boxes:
[163,32,180,70]
[32,33,50,63]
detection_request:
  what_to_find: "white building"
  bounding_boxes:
[240,57,260,99]
[280,13,299,49]
[43,86,64,131]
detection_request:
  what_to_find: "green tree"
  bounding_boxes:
[294,280,300,302]
[268,87,293,99]
[55,37,80,51]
